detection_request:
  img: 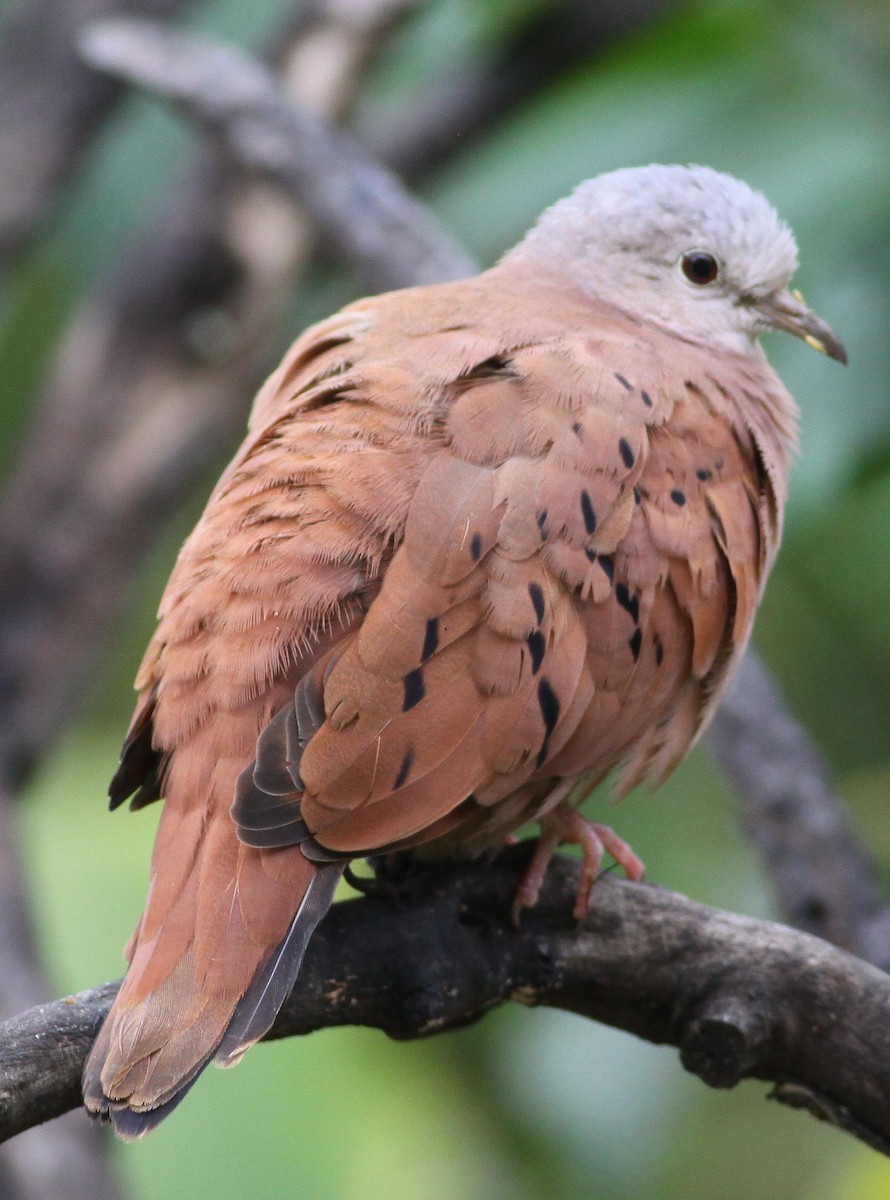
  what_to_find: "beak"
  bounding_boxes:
[755,287,847,364]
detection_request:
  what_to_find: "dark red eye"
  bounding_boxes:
[681,251,719,285]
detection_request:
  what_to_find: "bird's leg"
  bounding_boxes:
[512,801,645,924]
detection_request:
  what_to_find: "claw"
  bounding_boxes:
[512,801,645,924]
[511,825,562,926]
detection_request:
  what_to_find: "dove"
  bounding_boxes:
[83,164,845,1137]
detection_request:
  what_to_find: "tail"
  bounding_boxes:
[83,801,342,1139]
[214,858,342,1066]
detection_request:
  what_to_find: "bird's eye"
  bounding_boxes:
[681,251,719,285]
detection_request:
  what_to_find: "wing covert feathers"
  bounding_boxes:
[87,264,796,1132]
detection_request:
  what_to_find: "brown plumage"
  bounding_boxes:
[83,165,845,1137]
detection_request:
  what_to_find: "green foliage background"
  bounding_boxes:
[5,0,890,1195]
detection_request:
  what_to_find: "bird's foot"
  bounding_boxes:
[511,802,645,925]
[343,855,410,903]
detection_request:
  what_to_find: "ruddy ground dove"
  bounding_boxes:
[83,165,845,1136]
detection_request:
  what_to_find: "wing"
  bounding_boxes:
[231,281,793,857]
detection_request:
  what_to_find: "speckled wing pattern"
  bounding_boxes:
[84,265,796,1132]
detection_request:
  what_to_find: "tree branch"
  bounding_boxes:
[360,0,675,181]
[2,848,890,1153]
[0,0,194,271]
[79,18,476,289]
[710,655,890,970]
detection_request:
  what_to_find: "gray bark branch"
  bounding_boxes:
[710,654,890,969]
[79,18,477,290]
[0,0,194,270]
[1,849,889,1155]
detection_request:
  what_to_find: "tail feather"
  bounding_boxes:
[83,838,340,1137]
[216,862,343,1065]
[98,1076,206,1141]
[83,980,218,1141]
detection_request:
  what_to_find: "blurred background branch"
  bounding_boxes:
[0,0,195,270]
[712,654,890,969]
[358,0,675,181]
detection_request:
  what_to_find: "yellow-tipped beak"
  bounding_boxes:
[757,288,847,364]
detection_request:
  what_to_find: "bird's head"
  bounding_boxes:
[507,163,846,363]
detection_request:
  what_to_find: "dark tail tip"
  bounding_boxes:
[83,1036,212,1140]
[85,1071,204,1140]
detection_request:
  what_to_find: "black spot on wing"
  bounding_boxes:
[618,438,635,469]
[528,582,546,624]
[696,468,712,482]
[535,677,561,767]
[641,390,653,408]
[614,373,633,390]
[462,353,514,380]
[598,554,615,583]
[470,532,483,561]
[654,635,664,666]
[671,489,687,507]
[527,630,546,674]
[394,746,415,790]
[628,628,643,662]
[615,583,639,624]
[421,618,439,661]
[580,491,597,534]
[536,509,549,539]
[403,668,425,711]
[538,679,560,735]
